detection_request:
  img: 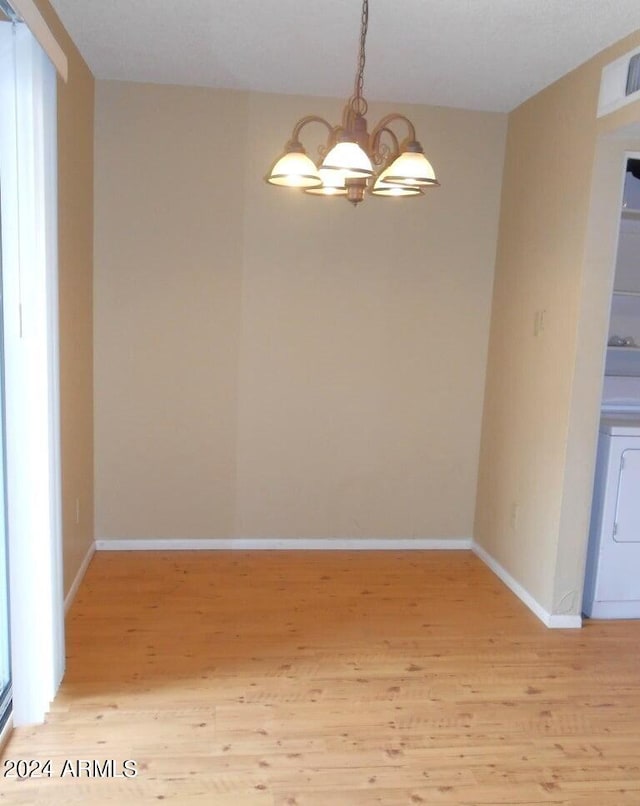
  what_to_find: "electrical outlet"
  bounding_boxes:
[534,309,547,337]
[75,497,80,525]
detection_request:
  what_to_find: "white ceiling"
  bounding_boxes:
[48,0,640,113]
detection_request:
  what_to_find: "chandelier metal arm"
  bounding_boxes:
[369,125,400,167]
[370,114,418,154]
[287,115,337,160]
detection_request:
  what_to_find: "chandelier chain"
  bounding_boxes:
[351,0,369,116]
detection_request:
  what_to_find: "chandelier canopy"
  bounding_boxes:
[266,0,439,206]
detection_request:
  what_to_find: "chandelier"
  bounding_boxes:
[266,0,439,206]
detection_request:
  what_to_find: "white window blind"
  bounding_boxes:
[1,0,67,81]
[0,19,64,726]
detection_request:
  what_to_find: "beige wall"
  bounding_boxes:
[33,0,94,595]
[94,82,507,541]
[475,31,640,615]
[93,83,246,539]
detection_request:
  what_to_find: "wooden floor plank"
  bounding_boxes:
[1,550,640,804]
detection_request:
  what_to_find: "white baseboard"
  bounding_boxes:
[472,542,582,629]
[90,537,581,629]
[64,540,96,614]
[95,537,472,552]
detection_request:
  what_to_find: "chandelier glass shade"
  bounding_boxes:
[371,165,423,197]
[267,148,322,188]
[322,140,373,178]
[265,0,439,206]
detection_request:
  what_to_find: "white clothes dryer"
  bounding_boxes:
[583,415,640,618]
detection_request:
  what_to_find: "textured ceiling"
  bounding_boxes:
[49,0,640,113]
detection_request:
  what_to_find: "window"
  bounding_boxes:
[626,53,640,97]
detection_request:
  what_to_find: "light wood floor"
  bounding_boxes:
[1,551,640,805]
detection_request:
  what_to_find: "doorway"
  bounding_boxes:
[0,193,9,731]
[582,153,640,618]
[574,128,640,617]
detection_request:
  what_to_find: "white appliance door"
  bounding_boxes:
[614,449,640,543]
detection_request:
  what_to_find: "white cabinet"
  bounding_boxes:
[606,169,640,374]
[614,213,640,292]
[583,416,640,618]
